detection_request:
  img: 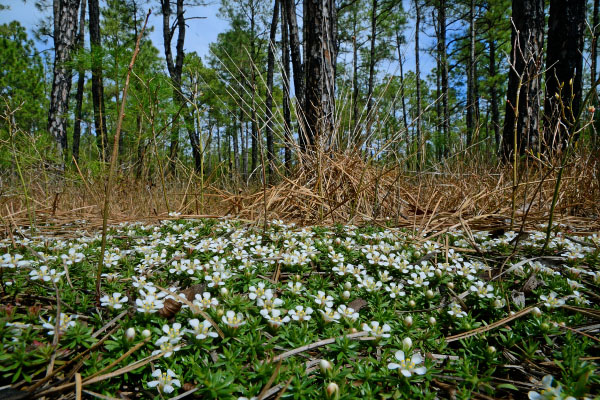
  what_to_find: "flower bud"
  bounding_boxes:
[435,268,442,278]
[408,299,416,308]
[125,327,135,341]
[335,238,341,245]
[220,287,229,296]
[447,281,455,290]
[487,346,496,354]
[402,337,413,352]
[492,299,504,309]
[428,316,436,326]
[142,329,151,338]
[327,246,334,253]
[326,382,339,398]
[217,308,224,318]
[404,315,413,327]
[425,289,435,299]
[344,281,352,290]
[342,290,350,300]
[319,359,333,373]
[349,327,358,334]
[532,307,542,317]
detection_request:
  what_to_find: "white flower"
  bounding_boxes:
[222,310,246,328]
[187,318,218,339]
[1,253,29,268]
[191,292,219,313]
[162,323,183,342]
[357,275,382,292]
[249,282,267,300]
[257,289,283,310]
[384,282,405,299]
[289,305,313,322]
[470,281,494,299]
[61,248,84,265]
[100,292,128,310]
[260,309,290,328]
[318,307,341,323]
[287,281,304,295]
[362,321,391,338]
[388,350,427,377]
[30,266,64,283]
[147,369,181,394]
[312,291,334,308]
[41,313,77,335]
[447,302,467,318]
[337,305,359,321]
[205,271,229,288]
[136,295,164,314]
[540,292,565,309]
[152,336,181,357]
[528,375,576,400]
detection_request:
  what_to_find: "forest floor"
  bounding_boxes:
[0,215,598,399]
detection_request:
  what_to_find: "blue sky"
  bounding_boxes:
[0,0,435,76]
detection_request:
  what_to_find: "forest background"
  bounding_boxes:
[0,0,598,228]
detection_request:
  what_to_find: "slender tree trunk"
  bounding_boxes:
[544,0,586,151]
[265,0,280,181]
[365,0,378,146]
[501,0,545,159]
[162,0,202,172]
[592,0,599,86]
[281,0,292,172]
[304,0,336,149]
[352,24,359,138]
[243,119,249,178]
[232,121,240,174]
[396,30,409,136]
[49,0,79,162]
[466,0,476,147]
[284,0,305,147]
[72,0,86,163]
[438,0,449,158]
[88,0,107,162]
[489,38,500,153]
[414,0,422,168]
[250,9,258,174]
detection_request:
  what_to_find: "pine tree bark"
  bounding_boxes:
[501,0,544,159]
[414,0,422,168]
[395,29,409,136]
[544,0,586,151]
[72,0,86,163]
[161,0,202,172]
[304,0,336,149]
[48,0,80,161]
[284,0,305,147]
[489,38,500,153]
[438,0,449,158]
[281,0,292,172]
[265,0,279,181]
[466,0,476,147]
[365,0,378,145]
[592,0,599,86]
[88,0,108,162]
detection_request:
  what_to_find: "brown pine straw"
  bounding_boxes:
[0,149,599,233]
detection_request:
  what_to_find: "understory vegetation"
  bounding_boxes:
[1,217,599,399]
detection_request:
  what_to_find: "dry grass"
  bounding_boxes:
[1,148,599,235]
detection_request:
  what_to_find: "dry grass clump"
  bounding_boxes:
[0,149,599,234]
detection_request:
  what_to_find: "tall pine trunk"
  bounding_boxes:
[414,0,422,168]
[265,0,279,181]
[88,0,107,162]
[365,0,378,146]
[72,0,86,163]
[489,38,500,153]
[48,0,79,161]
[304,0,337,149]
[501,0,545,159]
[281,0,292,172]
[544,0,586,151]
[284,0,305,148]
